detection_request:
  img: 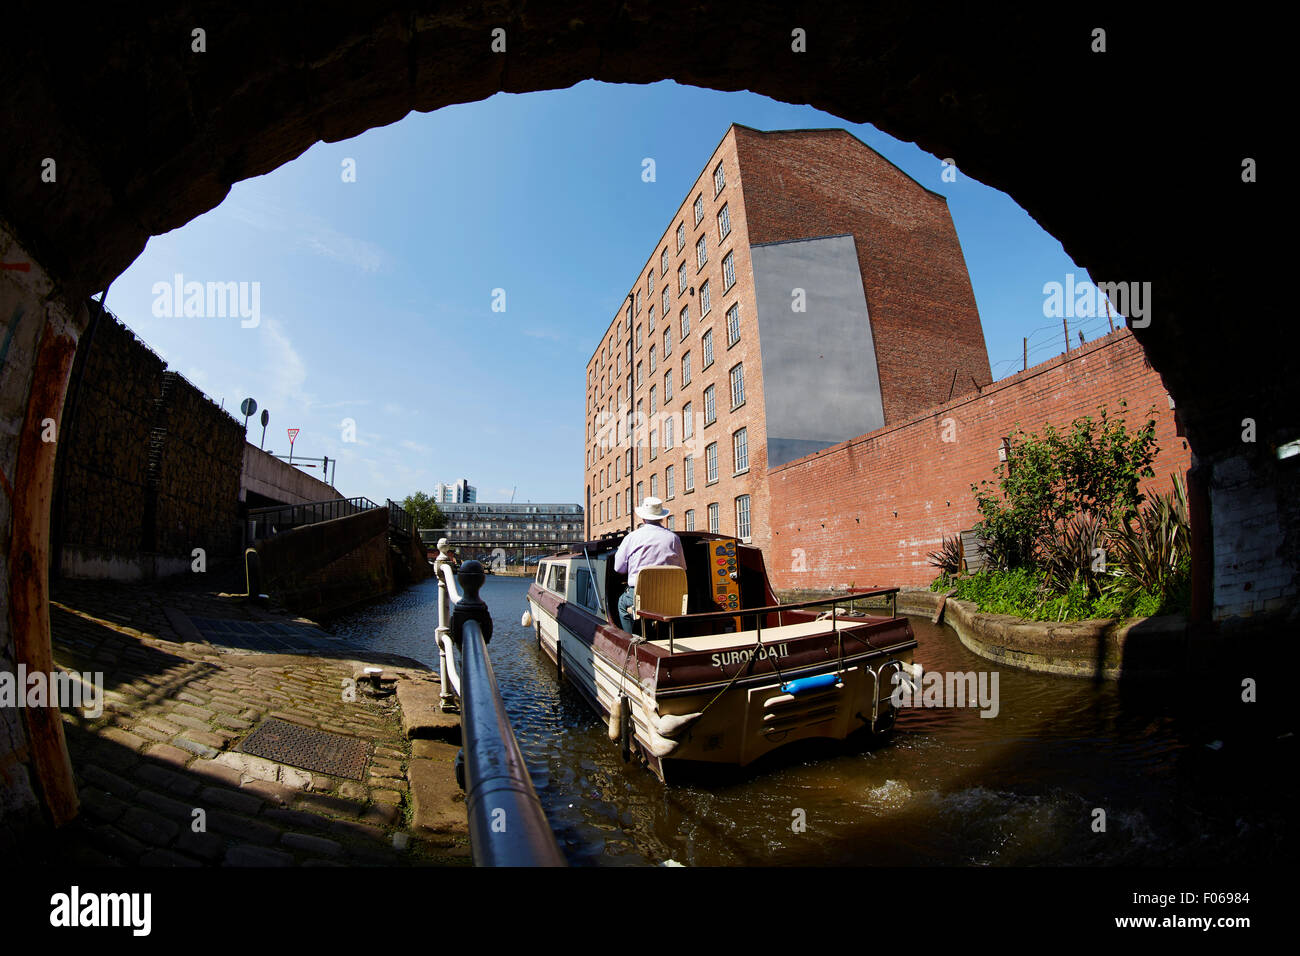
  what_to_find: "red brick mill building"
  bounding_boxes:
[584,124,1188,590]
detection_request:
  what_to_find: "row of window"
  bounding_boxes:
[594,424,749,499]
[595,493,751,540]
[588,364,747,460]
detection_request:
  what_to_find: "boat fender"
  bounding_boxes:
[781,673,843,696]
[607,696,625,741]
[644,730,681,759]
[521,609,533,629]
[652,711,703,739]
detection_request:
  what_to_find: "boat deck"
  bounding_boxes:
[648,617,881,652]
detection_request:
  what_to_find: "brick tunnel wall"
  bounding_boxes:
[57,309,245,577]
[766,328,1192,591]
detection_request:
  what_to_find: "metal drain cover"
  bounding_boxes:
[238,719,371,779]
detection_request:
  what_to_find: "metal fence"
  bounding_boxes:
[247,497,379,537]
[387,499,413,536]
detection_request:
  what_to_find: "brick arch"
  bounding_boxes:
[0,6,1286,833]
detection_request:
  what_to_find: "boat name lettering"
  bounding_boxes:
[710,644,789,668]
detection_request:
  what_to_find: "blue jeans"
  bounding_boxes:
[617,585,637,633]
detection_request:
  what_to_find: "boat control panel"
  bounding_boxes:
[700,536,742,631]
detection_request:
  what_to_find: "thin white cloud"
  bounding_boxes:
[223,189,385,274]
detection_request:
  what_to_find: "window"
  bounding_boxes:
[649,346,657,374]
[651,427,659,459]
[617,385,623,408]
[706,442,718,483]
[714,162,725,195]
[693,194,704,226]
[648,304,655,333]
[680,304,690,339]
[615,456,621,480]
[685,509,695,531]
[625,489,631,514]
[708,502,720,534]
[683,402,694,441]
[678,262,687,294]
[636,325,642,349]
[662,285,670,316]
[682,351,691,386]
[649,385,657,415]
[635,290,642,314]
[625,339,631,367]
[636,361,644,387]
[637,480,644,502]
[684,455,695,492]
[661,248,669,276]
[700,279,711,317]
[717,203,731,241]
[733,427,749,473]
[730,362,745,408]
[663,328,671,358]
[735,495,751,539]
[723,250,736,291]
[648,270,655,295]
[626,305,632,328]
[704,384,716,425]
[696,235,707,270]
[650,474,658,498]
[666,464,675,498]
[666,516,675,531]
[626,448,632,475]
[664,368,673,401]
[676,222,686,252]
[664,415,674,450]
[547,563,568,595]
[726,303,740,346]
[574,568,601,614]
[703,329,714,368]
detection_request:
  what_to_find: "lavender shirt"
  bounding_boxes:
[613,522,686,585]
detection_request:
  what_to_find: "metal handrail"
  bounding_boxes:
[636,586,900,625]
[449,561,566,867]
[247,496,380,535]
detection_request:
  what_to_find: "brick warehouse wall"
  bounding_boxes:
[766,328,1192,591]
[586,125,776,553]
[56,309,245,577]
[733,126,992,425]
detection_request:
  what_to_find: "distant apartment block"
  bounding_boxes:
[421,502,584,561]
[433,479,476,503]
[584,123,991,551]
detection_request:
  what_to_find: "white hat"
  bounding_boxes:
[635,496,670,522]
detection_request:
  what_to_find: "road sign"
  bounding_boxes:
[240,398,257,417]
[287,428,299,442]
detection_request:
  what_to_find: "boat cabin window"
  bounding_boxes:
[546,563,567,596]
[572,568,602,615]
[535,562,546,584]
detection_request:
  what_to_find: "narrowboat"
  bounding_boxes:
[523,530,918,781]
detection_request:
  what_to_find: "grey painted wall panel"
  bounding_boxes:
[751,235,884,468]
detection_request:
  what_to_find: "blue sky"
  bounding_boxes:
[107,79,1102,506]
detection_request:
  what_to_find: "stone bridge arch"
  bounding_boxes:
[0,6,1286,835]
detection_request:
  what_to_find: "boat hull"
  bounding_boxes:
[528,585,915,782]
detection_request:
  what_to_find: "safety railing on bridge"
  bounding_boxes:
[386,499,413,537]
[434,553,566,867]
[247,497,379,538]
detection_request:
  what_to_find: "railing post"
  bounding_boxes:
[434,540,461,711]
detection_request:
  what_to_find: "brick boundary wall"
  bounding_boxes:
[766,328,1192,591]
[57,309,244,577]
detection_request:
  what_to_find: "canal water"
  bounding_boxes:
[330,575,1290,866]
